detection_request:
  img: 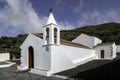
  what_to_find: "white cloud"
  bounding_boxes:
[78,9,120,27]
[0,0,75,36]
[59,21,76,30]
[0,0,47,36]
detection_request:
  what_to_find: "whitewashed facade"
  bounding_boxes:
[18,10,118,76]
[94,42,116,59]
[72,33,102,48]
[0,53,10,62]
[116,45,120,53]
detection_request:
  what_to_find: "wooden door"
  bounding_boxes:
[29,46,34,68]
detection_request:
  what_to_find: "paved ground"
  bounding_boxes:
[0,64,65,80]
[2,55,119,80]
[0,61,9,65]
[57,54,120,77]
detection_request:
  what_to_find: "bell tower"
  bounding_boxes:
[43,9,60,46]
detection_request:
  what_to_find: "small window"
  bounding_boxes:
[101,50,104,58]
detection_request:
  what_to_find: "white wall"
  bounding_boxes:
[94,37,102,46]
[94,43,116,59]
[72,34,102,48]
[60,45,95,65]
[19,33,51,71]
[50,45,95,74]
[116,45,120,53]
[0,53,10,62]
[50,45,74,74]
[112,43,116,58]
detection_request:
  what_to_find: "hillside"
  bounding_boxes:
[0,34,28,56]
[0,22,120,55]
[61,22,120,44]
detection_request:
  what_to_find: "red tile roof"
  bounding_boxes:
[32,33,90,49]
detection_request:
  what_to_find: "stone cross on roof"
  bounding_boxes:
[46,9,57,25]
[50,9,53,13]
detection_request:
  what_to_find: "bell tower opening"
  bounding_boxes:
[46,27,49,45]
[54,28,57,44]
[43,9,60,46]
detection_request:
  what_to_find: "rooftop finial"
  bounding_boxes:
[46,8,57,25]
[50,9,53,13]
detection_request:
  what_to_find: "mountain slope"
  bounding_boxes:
[61,22,120,44]
[0,22,120,54]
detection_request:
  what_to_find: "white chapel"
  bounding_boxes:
[17,10,118,76]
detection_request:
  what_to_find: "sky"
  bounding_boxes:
[0,0,120,37]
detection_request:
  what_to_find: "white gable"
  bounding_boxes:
[20,33,42,48]
[20,33,51,71]
[72,33,102,48]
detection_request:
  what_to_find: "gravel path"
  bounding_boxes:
[0,65,65,80]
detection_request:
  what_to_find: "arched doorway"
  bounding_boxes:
[28,46,34,68]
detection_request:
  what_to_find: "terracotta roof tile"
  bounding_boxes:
[60,39,90,49]
[32,33,43,39]
[32,33,90,49]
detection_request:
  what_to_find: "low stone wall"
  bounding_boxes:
[0,53,10,62]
